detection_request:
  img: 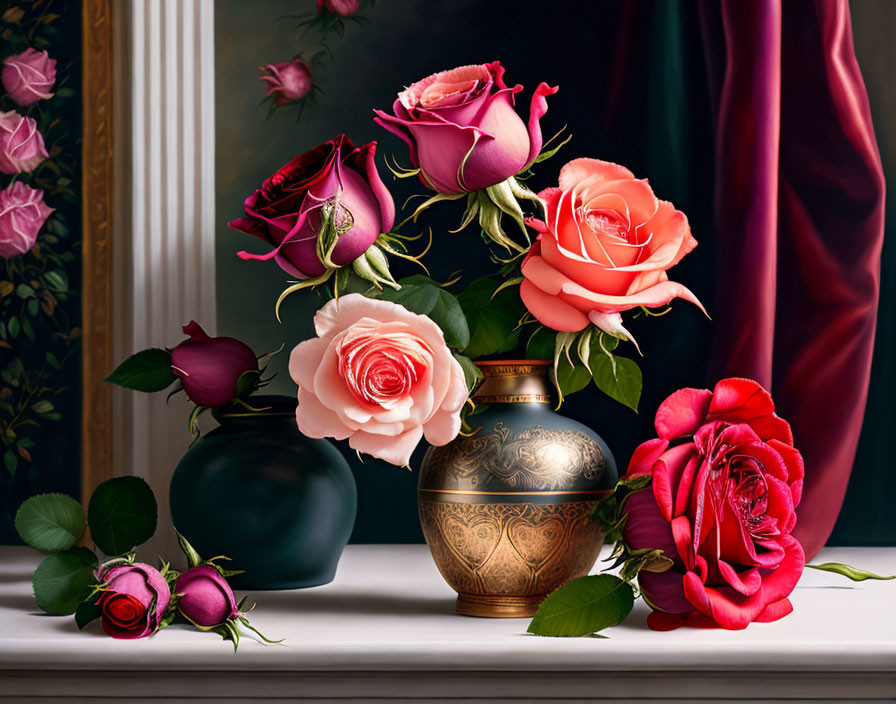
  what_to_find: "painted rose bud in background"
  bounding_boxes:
[374,61,557,194]
[317,0,359,16]
[623,378,805,630]
[1,48,56,106]
[0,111,48,174]
[95,562,171,639]
[230,134,395,283]
[175,565,241,628]
[289,294,468,467]
[520,158,704,341]
[171,322,259,407]
[0,182,52,258]
[258,59,312,106]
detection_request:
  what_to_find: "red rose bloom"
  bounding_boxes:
[622,378,805,630]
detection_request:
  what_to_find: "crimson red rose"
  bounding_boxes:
[622,378,805,630]
[96,562,171,639]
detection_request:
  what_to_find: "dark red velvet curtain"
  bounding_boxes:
[699,0,885,558]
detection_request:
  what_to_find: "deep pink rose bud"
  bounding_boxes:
[96,562,171,639]
[374,61,557,194]
[2,48,56,106]
[175,565,241,628]
[317,0,359,16]
[230,134,395,279]
[170,322,259,407]
[0,182,53,259]
[0,111,48,174]
[258,59,312,106]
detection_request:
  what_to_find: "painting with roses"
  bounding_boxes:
[3,0,896,676]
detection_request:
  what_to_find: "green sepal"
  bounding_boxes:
[806,563,895,581]
[175,529,203,569]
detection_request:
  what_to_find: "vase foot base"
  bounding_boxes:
[456,592,544,618]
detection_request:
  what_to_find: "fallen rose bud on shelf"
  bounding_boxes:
[94,560,172,639]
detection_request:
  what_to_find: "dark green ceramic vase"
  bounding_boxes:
[169,395,356,590]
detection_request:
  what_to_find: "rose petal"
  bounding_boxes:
[349,424,423,467]
[654,387,713,439]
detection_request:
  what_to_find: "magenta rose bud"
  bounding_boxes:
[175,565,241,628]
[170,322,259,407]
[0,182,53,258]
[0,111,48,174]
[374,61,557,194]
[229,134,395,279]
[2,48,56,106]
[317,0,359,16]
[96,563,171,639]
[258,59,312,106]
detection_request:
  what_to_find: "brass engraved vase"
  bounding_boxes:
[418,361,617,617]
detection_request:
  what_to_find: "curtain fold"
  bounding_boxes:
[700,0,885,558]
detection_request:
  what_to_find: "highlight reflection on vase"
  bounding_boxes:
[418,361,617,617]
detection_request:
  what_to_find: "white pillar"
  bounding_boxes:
[112,0,217,558]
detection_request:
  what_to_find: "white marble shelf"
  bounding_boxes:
[1,544,894,702]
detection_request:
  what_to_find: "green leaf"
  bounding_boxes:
[104,348,176,392]
[4,450,17,475]
[457,277,525,358]
[554,356,591,400]
[452,352,482,393]
[807,562,895,582]
[87,476,158,555]
[75,598,102,629]
[15,283,34,299]
[525,327,555,360]
[32,548,98,615]
[528,574,634,637]
[378,279,439,315]
[43,270,68,292]
[14,493,85,553]
[430,289,470,349]
[32,400,54,414]
[590,352,642,412]
[8,317,20,338]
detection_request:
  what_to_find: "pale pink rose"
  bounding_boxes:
[2,48,56,106]
[0,182,53,258]
[258,59,312,106]
[0,111,48,174]
[520,158,704,337]
[289,294,468,467]
[317,0,359,16]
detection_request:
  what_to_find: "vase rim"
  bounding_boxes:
[475,359,551,367]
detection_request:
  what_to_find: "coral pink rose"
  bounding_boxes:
[258,59,312,106]
[520,158,704,338]
[0,111,48,174]
[622,378,805,631]
[0,182,52,258]
[317,0,359,15]
[289,294,467,466]
[374,61,557,194]
[2,48,56,106]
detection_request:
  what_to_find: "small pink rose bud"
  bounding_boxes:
[175,565,240,628]
[2,48,56,106]
[258,59,312,106]
[96,562,172,639]
[0,182,53,259]
[0,111,48,174]
[170,322,259,407]
[317,0,359,16]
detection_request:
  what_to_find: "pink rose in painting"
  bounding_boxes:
[96,562,171,639]
[0,111,48,174]
[374,61,557,194]
[520,158,704,338]
[622,378,805,631]
[229,134,394,279]
[0,182,52,258]
[258,59,312,106]
[171,322,259,407]
[2,48,56,106]
[289,294,467,466]
[317,0,359,15]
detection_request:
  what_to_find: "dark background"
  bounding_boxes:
[214,0,894,545]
